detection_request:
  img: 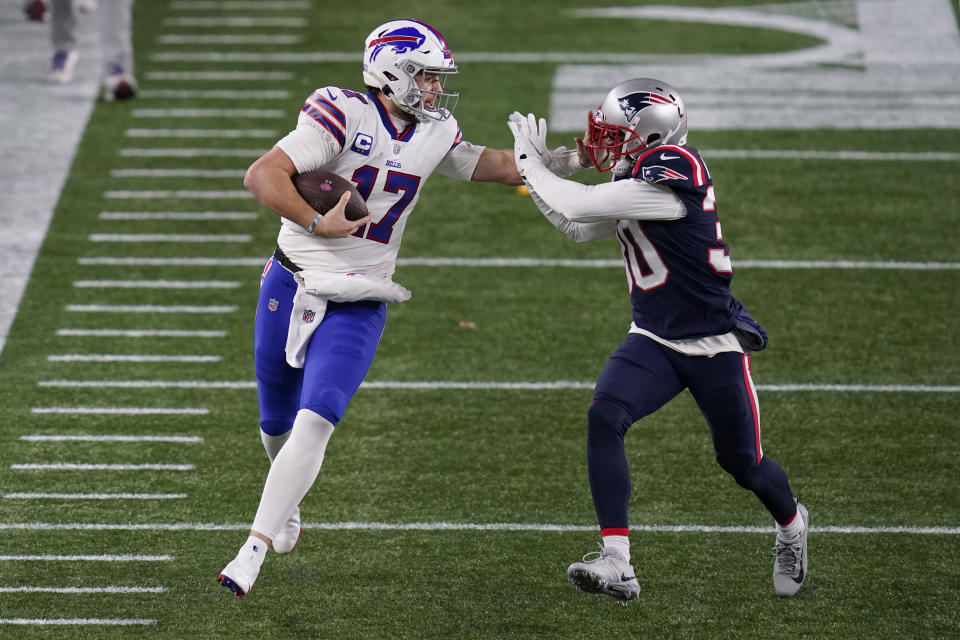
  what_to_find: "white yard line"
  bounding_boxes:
[65,304,237,313]
[163,16,306,27]
[0,618,157,626]
[119,148,263,157]
[20,434,203,443]
[89,232,251,240]
[3,493,187,500]
[0,521,956,535]
[132,108,282,118]
[0,553,172,560]
[158,34,302,45]
[72,256,960,270]
[78,257,264,266]
[34,380,960,393]
[101,192,252,201]
[110,169,246,178]
[99,211,255,220]
[704,149,960,162]
[144,70,292,80]
[30,406,209,415]
[39,380,256,389]
[137,89,288,99]
[74,279,240,289]
[46,355,221,363]
[169,0,311,8]
[11,463,195,471]
[56,329,227,337]
[396,257,960,270]
[124,128,276,138]
[0,586,165,594]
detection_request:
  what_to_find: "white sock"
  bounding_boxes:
[777,508,805,540]
[251,409,334,540]
[238,535,268,569]
[603,535,630,563]
[260,429,291,463]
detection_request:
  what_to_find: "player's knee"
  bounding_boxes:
[716,452,761,489]
[587,397,632,439]
[304,388,347,426]
[259,420,292,437]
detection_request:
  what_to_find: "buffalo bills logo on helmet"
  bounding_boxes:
[617,92,676,125]
[368,27,426,63]
[641,165,688,183]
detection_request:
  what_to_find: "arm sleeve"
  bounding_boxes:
[274,114,342,174]
[527,185,618,243]
[521,157,686,223]
[435,140,486,180]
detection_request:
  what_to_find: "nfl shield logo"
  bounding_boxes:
[393,143,401,156]
[268,298,279,312]
[303,309,316,323]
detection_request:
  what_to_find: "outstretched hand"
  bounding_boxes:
[507,111,548,171]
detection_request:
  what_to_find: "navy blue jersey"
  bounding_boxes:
[616,144,735,339]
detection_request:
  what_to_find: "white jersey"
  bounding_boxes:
[274,86,485,278]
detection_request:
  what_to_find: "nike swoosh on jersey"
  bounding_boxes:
[660,153,680,160]
[326,88,338,101]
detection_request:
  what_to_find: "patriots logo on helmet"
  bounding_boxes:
[367,27,426,63]
[642,165,688,183]
[618,92,676,125]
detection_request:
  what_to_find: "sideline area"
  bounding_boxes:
[0,1,101,355]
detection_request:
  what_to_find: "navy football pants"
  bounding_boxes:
[254,256,386,433]
[588,333,797,528]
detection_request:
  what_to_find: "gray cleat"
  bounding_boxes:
[773,502,809,597]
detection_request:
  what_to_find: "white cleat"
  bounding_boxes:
[48,50,78,84]
[567,547,641,602]
[217,554,261,599]
[272,506,302,554]
[773,502,809,597]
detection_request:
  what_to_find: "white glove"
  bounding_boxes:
[507,111,547,172]
[542,146,586,177]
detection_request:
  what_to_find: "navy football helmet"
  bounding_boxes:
[585,77,688,173]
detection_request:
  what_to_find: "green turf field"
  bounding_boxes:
[1,0,958,637]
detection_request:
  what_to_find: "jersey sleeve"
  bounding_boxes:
[527,185,618,243]
[434,130,485,181]
[521,156,685,223]
[274,87,350,173]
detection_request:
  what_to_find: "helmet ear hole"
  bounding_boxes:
[646,133,661,146]
[384,71,399,81]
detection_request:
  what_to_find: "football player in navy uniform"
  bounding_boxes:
[508,78,808,601]
[216,19,585,598]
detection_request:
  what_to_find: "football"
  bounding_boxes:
[292,170,369,221]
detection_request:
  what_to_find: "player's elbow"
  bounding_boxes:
[243,163,263,194]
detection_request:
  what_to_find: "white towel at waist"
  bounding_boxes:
[285,270,412,368]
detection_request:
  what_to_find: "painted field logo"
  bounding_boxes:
[302,309,316,323]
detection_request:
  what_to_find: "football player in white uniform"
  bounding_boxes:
[509,78,808,601]
[217,18,583,598]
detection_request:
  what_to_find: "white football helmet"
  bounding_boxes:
[585,77,688,173]
[362,19,459,123]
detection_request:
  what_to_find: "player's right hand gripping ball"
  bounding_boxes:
[292,171,369,221]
